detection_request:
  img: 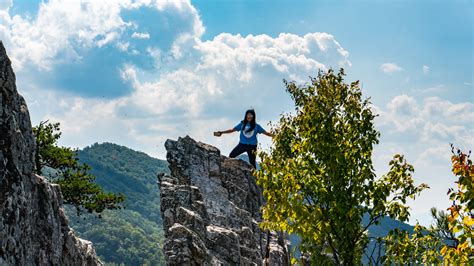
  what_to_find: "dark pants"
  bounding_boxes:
[229,143,257,168]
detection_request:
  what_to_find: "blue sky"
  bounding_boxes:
[0,0,472,225]
[196,0,472,102]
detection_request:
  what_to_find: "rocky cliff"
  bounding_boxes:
[0,41,101,265]
[158,136,289,265]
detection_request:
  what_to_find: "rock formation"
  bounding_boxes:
[158,136,289,265]
[0,41,101,265]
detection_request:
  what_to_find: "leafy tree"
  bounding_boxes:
[383,209,444,264]
[443,146,473,261]
[33,121,125,216]
[384,145,473,264]
[256,69,428,264]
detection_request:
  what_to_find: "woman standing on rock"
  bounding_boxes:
[213,109,273,168]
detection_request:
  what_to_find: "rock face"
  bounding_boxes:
[0,41,101,265]
[158,136,289,265]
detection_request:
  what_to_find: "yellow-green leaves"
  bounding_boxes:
[384,146,473,264]
[256,69,427,264]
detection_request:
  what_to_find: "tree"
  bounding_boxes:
[384,145,473,264]
[383,209,445,264]
[33,121,125,216]
[256,69,428,264]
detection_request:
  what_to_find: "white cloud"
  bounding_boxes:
[381,94,423,132]
[194,32,351,82]
[131,31,150,39]
[374,94,474,225]
[421,122,466,142]
[421,97,474,124]
[387,94,418,115]
[380,62,403,73]
[0,0,128,70]
[116,41,130,52]
[0,0,204,71]
[422,65,430,74]
[109,31,351,123]
[378,95,474,140]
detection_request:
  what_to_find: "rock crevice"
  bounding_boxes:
[0,41,101,265]
[158,136,289,265]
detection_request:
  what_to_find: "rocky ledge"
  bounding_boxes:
[158,136,289,265]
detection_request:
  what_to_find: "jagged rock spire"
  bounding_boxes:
[158,135,289,265]
[0,41,101,265]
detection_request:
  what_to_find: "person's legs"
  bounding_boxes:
[246,144,257,168]
[229,143,246,158]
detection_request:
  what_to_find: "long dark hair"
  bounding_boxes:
[241,109,256,133]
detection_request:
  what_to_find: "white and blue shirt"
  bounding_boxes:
[233,122,266,145]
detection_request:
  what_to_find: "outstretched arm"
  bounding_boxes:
[263,131,273,138]
[257,124,273,138]
[214,128,236,137]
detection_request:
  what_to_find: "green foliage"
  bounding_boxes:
[256,69,428,264]
[67,142,169,264]
[361,214,415,264]
[32,121,125,216]
[384,146,474,264]
[67,209,165,265]
[445,146,474,261]
[33,121,75,172]
[383,218,444,264]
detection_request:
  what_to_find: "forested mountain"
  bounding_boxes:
[66,143,169,265]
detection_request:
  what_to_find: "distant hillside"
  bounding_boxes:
[362,214,414,263]
[78,142,168,222]
[66,143,169,265]
[363,213,414,238]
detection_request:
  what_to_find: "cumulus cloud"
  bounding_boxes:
[381,94,423,132]
[0,0,206,97]
[1,0,127,70]
[380,62,403,73]
[375,94,474,180]
[0,0,204,70]
[377,95,473,143]
[195,32,350,82]
[375,94,474,165]
[3,0,351,159]
[123,31,352,123]
[373,93,474,225]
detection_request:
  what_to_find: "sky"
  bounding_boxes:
[0,0,472,226]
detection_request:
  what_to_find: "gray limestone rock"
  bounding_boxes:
[158,136,289,265]
[0,41,101,265]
